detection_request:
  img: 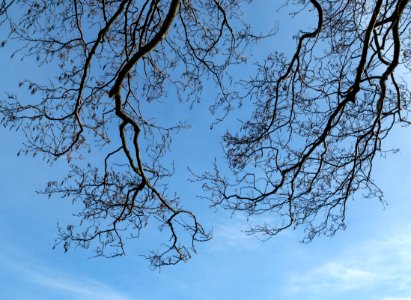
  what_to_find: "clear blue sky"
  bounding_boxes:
[1,2,411,300]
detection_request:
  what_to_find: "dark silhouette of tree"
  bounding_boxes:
[1,0,410,268]
[199,0,411,241]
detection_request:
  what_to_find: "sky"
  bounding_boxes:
[1,1,411,300]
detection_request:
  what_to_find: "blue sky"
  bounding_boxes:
[2,126,411,300]
[2,1,411,299]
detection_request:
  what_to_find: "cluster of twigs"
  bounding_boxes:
[1,0,411,267]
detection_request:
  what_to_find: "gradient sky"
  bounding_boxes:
[1,2,411,300]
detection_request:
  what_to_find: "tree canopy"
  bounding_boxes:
[1,0,410,268]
